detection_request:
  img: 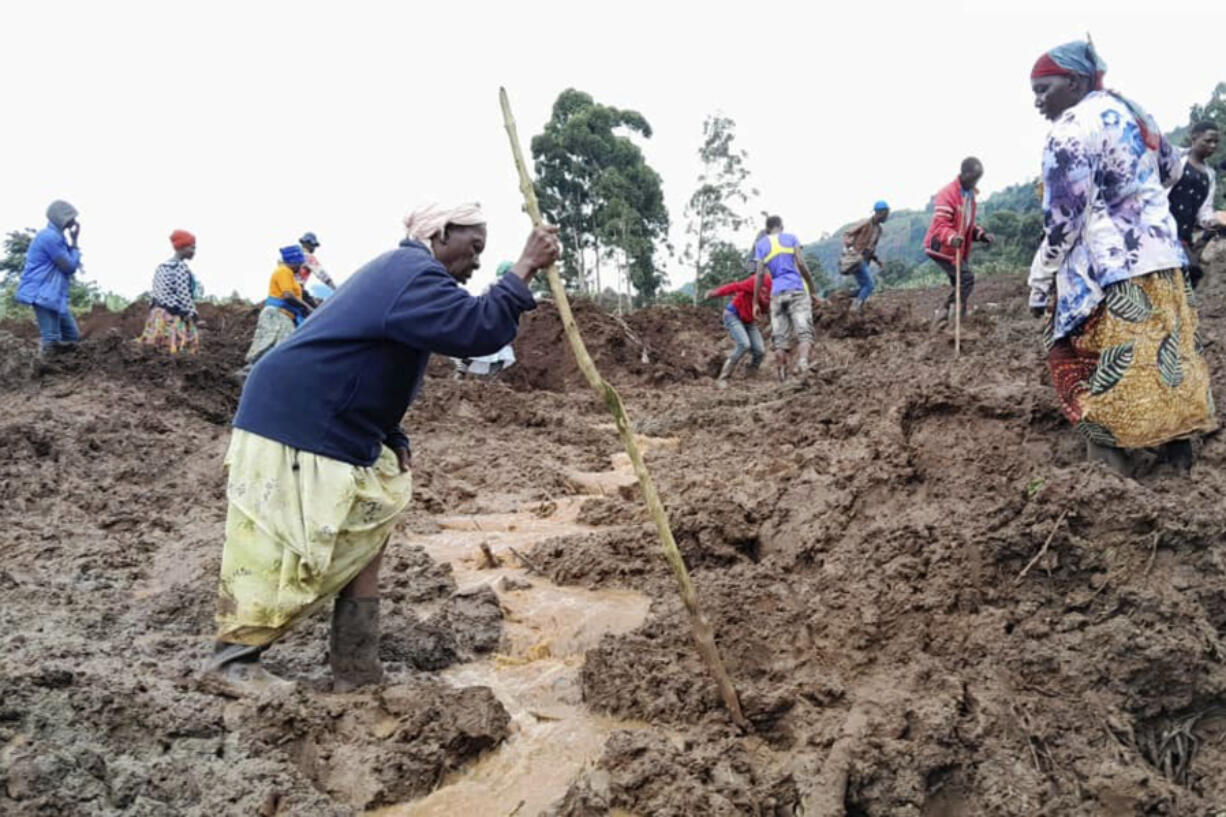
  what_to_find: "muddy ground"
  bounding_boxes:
[2,260,1226,816]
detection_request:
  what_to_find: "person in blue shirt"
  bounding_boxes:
[16,200,84,355]
[751,215,821,381]
[205,202,559,694]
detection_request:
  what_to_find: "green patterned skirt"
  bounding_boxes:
[1046,268,1217,449]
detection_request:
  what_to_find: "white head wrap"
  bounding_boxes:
[404,202,486,250]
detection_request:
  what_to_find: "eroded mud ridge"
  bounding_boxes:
[3,270,1226,816]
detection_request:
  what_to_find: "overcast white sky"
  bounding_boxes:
[2,0,1223,300]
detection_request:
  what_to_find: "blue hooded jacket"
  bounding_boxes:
[17,202,82,313]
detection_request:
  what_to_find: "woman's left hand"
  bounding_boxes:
[395,447,411,473]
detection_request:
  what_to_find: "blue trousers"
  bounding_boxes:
[723,309,765,369]
[33,305,80,350]
[853,262,875,304]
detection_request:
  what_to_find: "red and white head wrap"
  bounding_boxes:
[1030,40,1106,91]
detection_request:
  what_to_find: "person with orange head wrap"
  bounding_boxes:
[138,230,200,355]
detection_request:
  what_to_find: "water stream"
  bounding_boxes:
[371,437,676,817]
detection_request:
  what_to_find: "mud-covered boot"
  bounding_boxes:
[932,304,951,329]
[1159,439,1194,472]
[1086,440,1133,476]
[200,642,294,696]
[331,597,384,692]
[715,357,735,390]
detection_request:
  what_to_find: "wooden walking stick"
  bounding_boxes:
[954,246,963,357]
[499,88,749,731]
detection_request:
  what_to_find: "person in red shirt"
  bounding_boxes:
[705,270,772,388]
[922,157,995,325]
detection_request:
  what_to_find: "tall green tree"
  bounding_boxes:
[1,229,34,286]
[595,166,670,302]
[1,228,36,317]
[683,115,755,304]
[531,89,669,300]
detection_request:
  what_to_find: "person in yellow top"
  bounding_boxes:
[240,246,314,377]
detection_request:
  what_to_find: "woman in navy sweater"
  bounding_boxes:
[205,203,559,692]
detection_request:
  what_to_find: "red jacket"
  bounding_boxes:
[712,272,771,323]
[923,178,987,263]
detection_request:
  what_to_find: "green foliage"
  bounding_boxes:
[683,115,756,303]
[0,229,33,285]
[975,208,1045,269]
[1025,477,1045,498]
[531,89,670,301]
[877,257,913,287]
[656,289,696,307]
[698,239,751,296]
[979,180,1041,215]
[1,228,38,319]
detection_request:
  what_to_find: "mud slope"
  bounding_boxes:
[541,271,1226,817]
[2,266,1225,816]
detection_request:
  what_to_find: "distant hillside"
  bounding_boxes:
[800,180,1042,287]
[656,81,1223,300]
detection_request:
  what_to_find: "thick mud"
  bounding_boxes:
[2,264,1226,816]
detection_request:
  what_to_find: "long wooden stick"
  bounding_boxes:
[499,87,749,730]
[1015,509,1068,583]
[954,246,963,357]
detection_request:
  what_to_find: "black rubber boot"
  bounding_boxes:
[330,597,384,692]
[1160,439,1194,472]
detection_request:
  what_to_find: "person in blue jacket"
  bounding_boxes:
[17,200,83,354]
[205,202,559,694]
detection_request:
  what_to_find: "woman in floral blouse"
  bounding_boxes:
[1027,41,1216,474]
[138,230,200,355]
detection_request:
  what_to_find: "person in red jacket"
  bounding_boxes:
[923,157,995,325]
[705,270,772,388]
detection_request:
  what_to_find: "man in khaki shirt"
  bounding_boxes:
[839,201,889,309]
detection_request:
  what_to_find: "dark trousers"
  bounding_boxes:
[1188,264,1204,290]
[934,257,974,314]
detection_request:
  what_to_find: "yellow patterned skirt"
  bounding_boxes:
[215,429,413,647]
[137,306,199,355]
[1046,268,1217,449]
